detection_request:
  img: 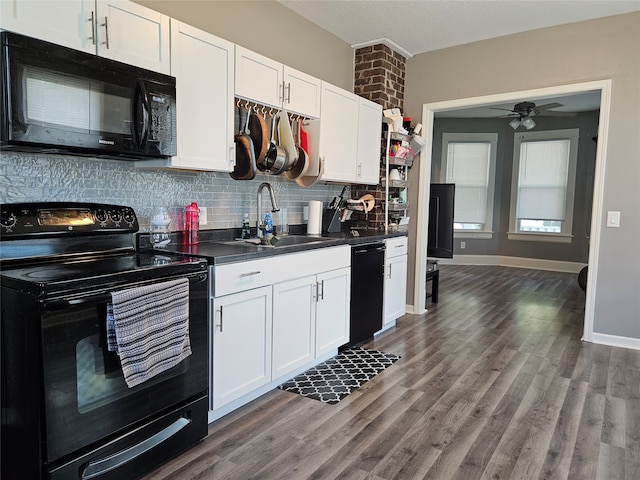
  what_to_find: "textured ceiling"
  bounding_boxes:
[277,0,640,57]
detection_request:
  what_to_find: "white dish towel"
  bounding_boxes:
[108,278,191,388]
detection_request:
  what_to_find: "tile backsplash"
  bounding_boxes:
[0,152,348,232]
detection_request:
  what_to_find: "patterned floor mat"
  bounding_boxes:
[278,347,401,404]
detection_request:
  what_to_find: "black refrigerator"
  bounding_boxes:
[427,183,455,258]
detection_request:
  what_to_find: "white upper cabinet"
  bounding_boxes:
[0,0,95,54]
[313,82,359,182]
[235,45,321,118]
[306,82,381,184]
[140,21,234,171]
[357,97,383,184]
[95,1,169,73]
[283,66,322,119]
[0,0,170,73]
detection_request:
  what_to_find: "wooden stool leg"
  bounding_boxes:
[432,270,439,303]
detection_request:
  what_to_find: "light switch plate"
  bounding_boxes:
[199,207,207,226]
[606,210,620,228]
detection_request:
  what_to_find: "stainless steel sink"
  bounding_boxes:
[218,235,331,248]
[269,235,329,247]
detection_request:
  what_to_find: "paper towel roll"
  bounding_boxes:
[307,200,323,234]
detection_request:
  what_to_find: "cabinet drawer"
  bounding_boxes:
[386,236,408,257]
[213,258,275,297]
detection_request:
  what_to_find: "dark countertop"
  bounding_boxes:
[138,227,407,266]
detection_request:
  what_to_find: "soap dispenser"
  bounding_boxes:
[241,213,251,239]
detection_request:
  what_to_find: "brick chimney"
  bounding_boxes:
[353,44,406,229]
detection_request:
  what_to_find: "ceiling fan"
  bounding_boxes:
[491,101,575,130]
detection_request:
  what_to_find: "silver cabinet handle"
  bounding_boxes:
[240,271,261,277]
[286,82,291,104]
[216,305,223,332]
[89,11,96,45]
[101,16,109,49]
[387,264,392,279]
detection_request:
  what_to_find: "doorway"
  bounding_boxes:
[414,80,612,343]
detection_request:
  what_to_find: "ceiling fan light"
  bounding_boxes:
[509,118,521,130]
[522,117,536,129]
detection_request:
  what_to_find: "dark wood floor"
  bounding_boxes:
[142,265,640,480]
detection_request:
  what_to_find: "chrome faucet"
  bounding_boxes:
[256,182,280,239]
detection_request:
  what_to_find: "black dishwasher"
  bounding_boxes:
[349,242,386,346]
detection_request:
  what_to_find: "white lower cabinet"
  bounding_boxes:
[211,286,272,410]
[315,267,351,356]
[383,237,408,327]
[272,266,351,379]
[210,246,351,417]
[272,276,316,379]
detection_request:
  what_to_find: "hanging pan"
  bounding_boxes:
[230,106,256,180]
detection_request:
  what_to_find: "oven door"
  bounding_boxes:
[40,270,208,466]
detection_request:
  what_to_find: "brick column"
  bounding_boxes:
[352,44,406,229]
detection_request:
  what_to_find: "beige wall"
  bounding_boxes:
[404,13,640,339]
[135,0,354,90]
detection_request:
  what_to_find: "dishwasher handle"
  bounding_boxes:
[352,243,386,255]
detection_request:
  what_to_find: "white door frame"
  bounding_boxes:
[414,80,612,343]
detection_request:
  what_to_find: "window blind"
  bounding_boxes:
[446,142,491,224]
[516,140,570,221]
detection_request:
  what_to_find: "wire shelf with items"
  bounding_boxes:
[381,178,408,188]
[382,112,423,232]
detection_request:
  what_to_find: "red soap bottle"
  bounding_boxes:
[185,202,200,244]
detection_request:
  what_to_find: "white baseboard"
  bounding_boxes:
[588,332,640,351]
[437,254,586,274]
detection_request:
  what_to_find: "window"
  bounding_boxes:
[441,133,497,238]
[508,129,579,243]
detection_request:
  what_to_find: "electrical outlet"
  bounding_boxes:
[199,207,207,226]
[460,241,466,249]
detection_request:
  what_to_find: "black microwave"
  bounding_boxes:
[1,32,176,159]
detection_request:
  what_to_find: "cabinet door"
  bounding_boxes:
[316,267,350,356]
[384,254,407,325]
[283,66,321,119]
[319,83,359,182]
[95,0,170,74]
[272,276,316,379]
[357,98,383,185]
[170,21,234,171]
[0,0,95,54]
[235,45,283,109]
[211,286,272,410]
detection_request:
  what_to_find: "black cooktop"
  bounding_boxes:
[0,251,207,297]
[0,202,207,297]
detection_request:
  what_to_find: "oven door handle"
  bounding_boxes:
[44,293,113,311]
[43,273,207,312]
[81,416,191,479]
